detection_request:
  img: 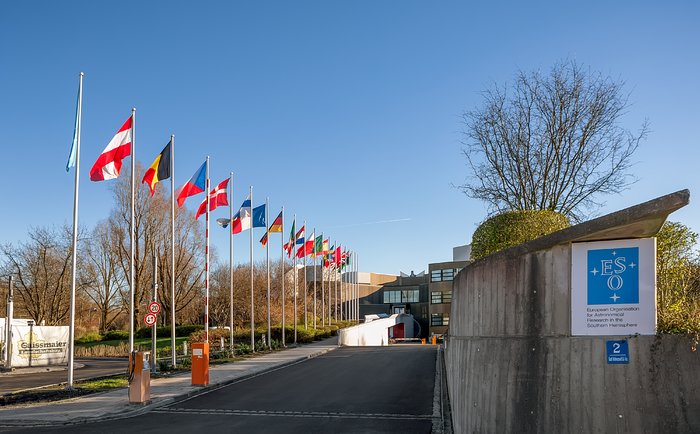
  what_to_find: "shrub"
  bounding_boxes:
[189,327,229,344]
[75,333,102,344]
[656,221,700,334]
[470,210,570,260]
[175,325,204,337]
[102,330,129,341]
[235,343,252,355]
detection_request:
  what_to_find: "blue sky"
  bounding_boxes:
[1,1,698,275]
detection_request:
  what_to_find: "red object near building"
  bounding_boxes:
[389,323,405,339]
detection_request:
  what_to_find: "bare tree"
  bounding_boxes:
[0,226,82,325]
[209,258,292,329]
[108,164,205,329]
[459,60,648,221]
[82,222,125,333]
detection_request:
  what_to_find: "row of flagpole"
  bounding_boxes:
[63,72,361,389]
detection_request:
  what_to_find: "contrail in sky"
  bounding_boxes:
[331,218,412,229]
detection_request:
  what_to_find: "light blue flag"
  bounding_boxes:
[66,77,82,172]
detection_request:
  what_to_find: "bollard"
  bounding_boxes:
[431,335,437,345]
[191,342,209,386]
[183,341,188,356]
[220,336,225,351]
[128,351,151,404]
[421,338,426,345]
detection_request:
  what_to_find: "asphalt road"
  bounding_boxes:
[11,345,438,433]
[1,358,128,394]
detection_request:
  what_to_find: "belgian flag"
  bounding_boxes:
[142,139,172,196]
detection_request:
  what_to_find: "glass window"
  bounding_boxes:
[431,313,449,326]
[431,270,442,282]
[383,291,392,304]
[431,291,442,304]
[442,269,454,281]
[443,291,452,303]
[384,289,419,304]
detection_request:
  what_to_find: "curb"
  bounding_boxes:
[0,343,338,428]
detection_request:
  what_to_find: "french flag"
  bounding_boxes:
[176,161,207,207]
[231,196,252,234]
[89,115,133,181]
[195,178,229,220]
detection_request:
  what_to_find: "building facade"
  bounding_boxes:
[354,260,468,337]
[427,260,467,336]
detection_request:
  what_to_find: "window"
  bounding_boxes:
[431,268,458,282]
[383,289,419,304]
[431,290,453,304]
[431,313,449,326]
[432,314,449,326]
[442,269,455,281]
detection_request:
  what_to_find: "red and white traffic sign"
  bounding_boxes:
[148,301,161,314]
[144,313,157,327]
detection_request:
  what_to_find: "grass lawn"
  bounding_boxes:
[76,336,189,349]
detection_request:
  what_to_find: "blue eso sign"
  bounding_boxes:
[606,340,630,364]
[587,247,639,304]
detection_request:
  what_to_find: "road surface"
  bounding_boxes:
[1,358,127,394]
[11,345,438,433]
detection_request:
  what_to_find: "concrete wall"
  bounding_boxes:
[445,190,700,433]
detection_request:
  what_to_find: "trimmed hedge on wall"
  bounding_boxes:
[471,210,570,260]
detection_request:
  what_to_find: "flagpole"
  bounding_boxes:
[151,252,158,373]
[340,254,344,321]
[281,207,286,347]
[170,134,176,367]
[351,251,354,321]
[67,72,83,389]
[352,252,356,322]
[313,227,317,330]
[356,252,360,322]
[321,234,325,327]
[327,237,331,325]
[265,197,271,349]
[335,248,339,323]
[250,185,254,352]
[229,172,234,352]
[129,107,136,354]
[303,220,307,330]
[357,252,360,322]
[204,156,210,343]
[293,214,297,344]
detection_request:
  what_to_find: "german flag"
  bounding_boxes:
[142,139,172,196]
[260,211,283,247]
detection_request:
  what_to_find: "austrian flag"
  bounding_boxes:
[90,116,133,181]
[195,178,230,220]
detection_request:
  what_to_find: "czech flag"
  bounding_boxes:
[177,161,206,207]
[90,115,133,181]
